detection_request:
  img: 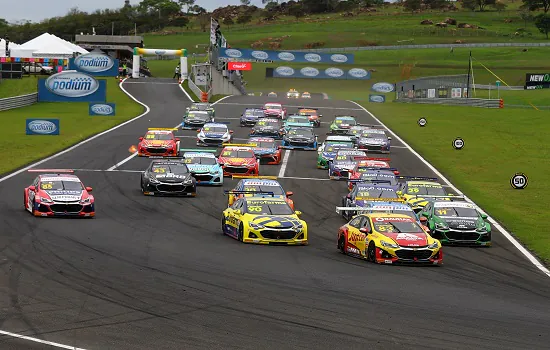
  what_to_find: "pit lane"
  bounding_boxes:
[0,79,549,349]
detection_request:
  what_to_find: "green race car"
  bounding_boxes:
[420,200,491,246]
[187,103,215,118]
[329,116,357,134]
[317,141,355,169]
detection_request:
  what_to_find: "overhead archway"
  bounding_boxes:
[132,48,188,79]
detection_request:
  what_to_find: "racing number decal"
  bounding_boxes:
[248,206,262,212]
[153,168,166,173]
[146,134,155,139]
[227,214,240,227]
[376,225,394,232]
[408,187,420,193]
[243,187,257,192]
[336,156,346,160]
[223,151,232,156]
[183,159,193,163]
[41,183,53,190]
[436,209,447,215]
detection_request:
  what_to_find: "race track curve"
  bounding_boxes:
[0,79,549,350]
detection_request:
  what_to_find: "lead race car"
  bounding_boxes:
[247,137,282,164]
[24,169,95,217]
[180,149,223,185]
[137,128,180,157]
[187,102,215,118]
[141,158,197,196]
[356,128,391,153]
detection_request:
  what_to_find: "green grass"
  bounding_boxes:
[0,79,143,175]
[361,102,550,263]
[181,79,198,101]
[0,77,39,98]
[209,94,228,103]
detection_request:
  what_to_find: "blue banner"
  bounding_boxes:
[26,119,60,135]
[271,67,371,80]
[369,94,386,103]
[220,48,354,64]
[38,71,107,102]
[69,53,119,76]
[89,103,116,116]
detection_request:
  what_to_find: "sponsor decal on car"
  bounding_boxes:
[45,71,99,97]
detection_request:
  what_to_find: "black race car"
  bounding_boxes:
[249,118,284,139]
[188,103,215,118]
[240,108,265,127]
[141,159,197,196]
[181,110,214,130]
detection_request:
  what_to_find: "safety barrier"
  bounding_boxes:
[0,93,38,111]
[187,78,203,101]
[395,97,503,108]
[201,91,208,102]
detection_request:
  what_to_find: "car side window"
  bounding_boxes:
[231,199,242,210]
[361,218,372,231]
[349,217,362,228]
[424,203,432,215]
[32,176,39,187]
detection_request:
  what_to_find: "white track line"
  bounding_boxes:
[124,82,179,85]
[75,169,142,173]
[348,100,550,278]
[0,330,86,350]
[278,150,291,178]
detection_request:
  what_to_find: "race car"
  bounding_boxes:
[187,102,215,118]
[329,116,357,134]
[318,135,355,151]
[349,157,400,178]
[356,128,391,153]
[335,201,430,232]
[137,128,180,157]
[348,167,398,191]
[301,92,311,98]
[226,176,295,209]
[420,199,491,246]
[298,108,322,127]
[263,102,287,119]
[250,118,284,139]
[396,177,452,213]
[283,115,314,132]
[141,158,197,196]
[336,213,442,265]
[218,144,260,177]
[24,169,95,217]
[221,197,307,245]
[287,89,300,98]
[196,123,233,147]
[267,92,278,97]
[317,141,355,169]
[281,127,318,150]
[240,108,265,127]
[181,149,223,185]
[340,183,401,220]
[347,125,372,141]
[181,110,214,130]
[247,137,282,164]
[328,149,368,180]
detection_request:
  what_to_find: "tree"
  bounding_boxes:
[222,16,234,25]
[473,0,496,11]
[236,14,252,24]
[424,0,448,9]
[522,0,550,13]
[492,0,507,11]
[178,0,195,12]
[240,0,251,5]
[403,0,422,12]
[535,13,550,38]
[288,3,306,18]
[519,9,534,28]
[461,0,478,10]
[138,0,181,17]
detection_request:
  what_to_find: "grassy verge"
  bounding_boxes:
[209,94,228,103]
[0,77,39,98]
[0,79,143,175]
[362,102,550,263]
[181,80,198,101]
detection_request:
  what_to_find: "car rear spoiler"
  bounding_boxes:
[232,175,278,179]
[335,206,375,214]
[180,149,217,153]
[223,190,275,196]
[222,143,257,147]
[354,198,406,202]
[348,179,393,184]
[148,127,178,131]
[353,156,391,161]
[397,176,438,181]
[412,195,465,200]
[28,169,74,173]
[357,167,399,172]
[147,156,184,159]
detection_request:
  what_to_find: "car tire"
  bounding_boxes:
[367,242,376,263]
[221,216,226,235]
[338,236,346,254]
[238,224,244,242]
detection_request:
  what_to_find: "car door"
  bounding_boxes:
[227,199,244,233]
[421,202,435,230]
[27,176,39,210]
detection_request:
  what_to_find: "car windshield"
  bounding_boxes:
[241,185,284,195]
[40,180,83,191]
[188,112,208,119]
[246,201,293,215]
[299,111,316,116]
[251,140,276,148]
[245,110,263,117]
[434,206,478,217]
[202,126,226,133]
[349,128,368,135]
[221,149,255,158]
[361,130,387,137]
[256,120,278,127]
[407,184,446,196]
[334,154,360,162]
[145,133,172,140]
[184,156,217,165]
[287,116,309,124]
[373,220,424,233]
[325,143,353,152]
[288,128,313,137]
[357,188,398,198]
[335,118,356,125]
[151,163,189,174]
[265,104,281,110]
[191,104,210,110]
[360,173,397,185]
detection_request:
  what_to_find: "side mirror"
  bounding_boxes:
[480,213,488,219]
[29,185,35,191]
[139,137,143,141]
[86,186,93,192]
[295,210,302,216]
[175,138,180,142]
[359,228,371,234]
[420,216,428,223]
[388,136,392,140]
[286,191,294,197]
[229,130,234,134]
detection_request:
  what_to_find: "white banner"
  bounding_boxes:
[427,89,436,98]
[195,75,207,85]
[210,18,219,46]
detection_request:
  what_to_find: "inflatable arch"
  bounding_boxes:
[132,48,188,79]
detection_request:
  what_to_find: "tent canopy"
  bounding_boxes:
[10,33,88,59]
[0,39,20,57]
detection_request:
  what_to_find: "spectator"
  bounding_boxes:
[173,65,180,79]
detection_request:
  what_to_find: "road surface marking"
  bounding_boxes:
[278,150,291,178]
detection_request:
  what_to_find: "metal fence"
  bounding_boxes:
[0,93,38,111]
[395,97,501,108]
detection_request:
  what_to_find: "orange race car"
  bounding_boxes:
[218,144,260,177]
[137,128,180,157]
[298,107,322,127]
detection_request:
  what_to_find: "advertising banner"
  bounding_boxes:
[38,71,107,102]
[26,119,60,135]
[524,73,550,89]
[69,53,119,76]
[369,94,386,103]
[228,62,252,71]
[371,82,395,93]
[89,103,116,116]
[271,66,370,80]
[221,48,354,64]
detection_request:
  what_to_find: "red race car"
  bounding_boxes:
[348,157,399,189]
[298,108,322,127]
[247,137,282,164]
[218,144,260,177]
[263,102,287,119]
[137,128,180,157]
[24,169,95,217]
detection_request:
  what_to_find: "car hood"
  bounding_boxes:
[359,137,389,144]
[219,157,256,165]
[242,115,260,120]
[384,232,428,247]
[142,140,171,147]
[333,123,352,129]
[442,218,479,230]
[286,135,313,140]
[153,173,191,183]
[253,147,277,154]
[286,122,311,127]
[333,161,357,168]
[187,164,218,173]
[322,152,337,159]
[251,215,301,229]
[265,109,282,114]
[203,132,226,138]
[43,190,83,201]
[185,117,208,122]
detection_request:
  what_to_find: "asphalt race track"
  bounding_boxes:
[1,79,549,349]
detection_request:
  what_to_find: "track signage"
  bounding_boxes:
[524,73,550,89]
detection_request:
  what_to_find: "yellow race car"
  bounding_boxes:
[337,213,442,265]
[396,177,453,213]
[221,196,308,245]
[286,89,300,98]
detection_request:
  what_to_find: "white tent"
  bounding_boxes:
[0,39,20,57]
[10,33,88,59]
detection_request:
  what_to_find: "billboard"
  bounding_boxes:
[69,53,119,76]
[269,67,370,80]
[26,119,60,135]
[524,73,550,89]
[38,71,107,102]
[371,82,395,93]
[228,62,252,71]
[89,103,116,116]
[369,94,386,103]
[220,48,354,64]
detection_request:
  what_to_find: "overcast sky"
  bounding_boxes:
[4,0,264,23]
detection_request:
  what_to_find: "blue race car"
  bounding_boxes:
[226,177,295,209]
[283,115,314,132]
[347,168,398,191]
[181,149,224,185]
[328,149,367,180]
[197,123,233,147]
[356,128,391,153]
[338,183,401,220]
[317,141,355,169]
[247,137,282,164]
[240,108,265,127]
[281,127,318,150]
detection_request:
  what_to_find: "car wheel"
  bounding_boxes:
[221,216,226,235]
[238,224,244,242]
[338,236,346,254]
[367,242,376,263]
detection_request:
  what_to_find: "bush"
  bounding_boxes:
[222,17,234,25]
[236,14,252,24]
[304,41,325,49]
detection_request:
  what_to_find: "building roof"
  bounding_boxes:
[75,35,143,46]
[78,43,134,53]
